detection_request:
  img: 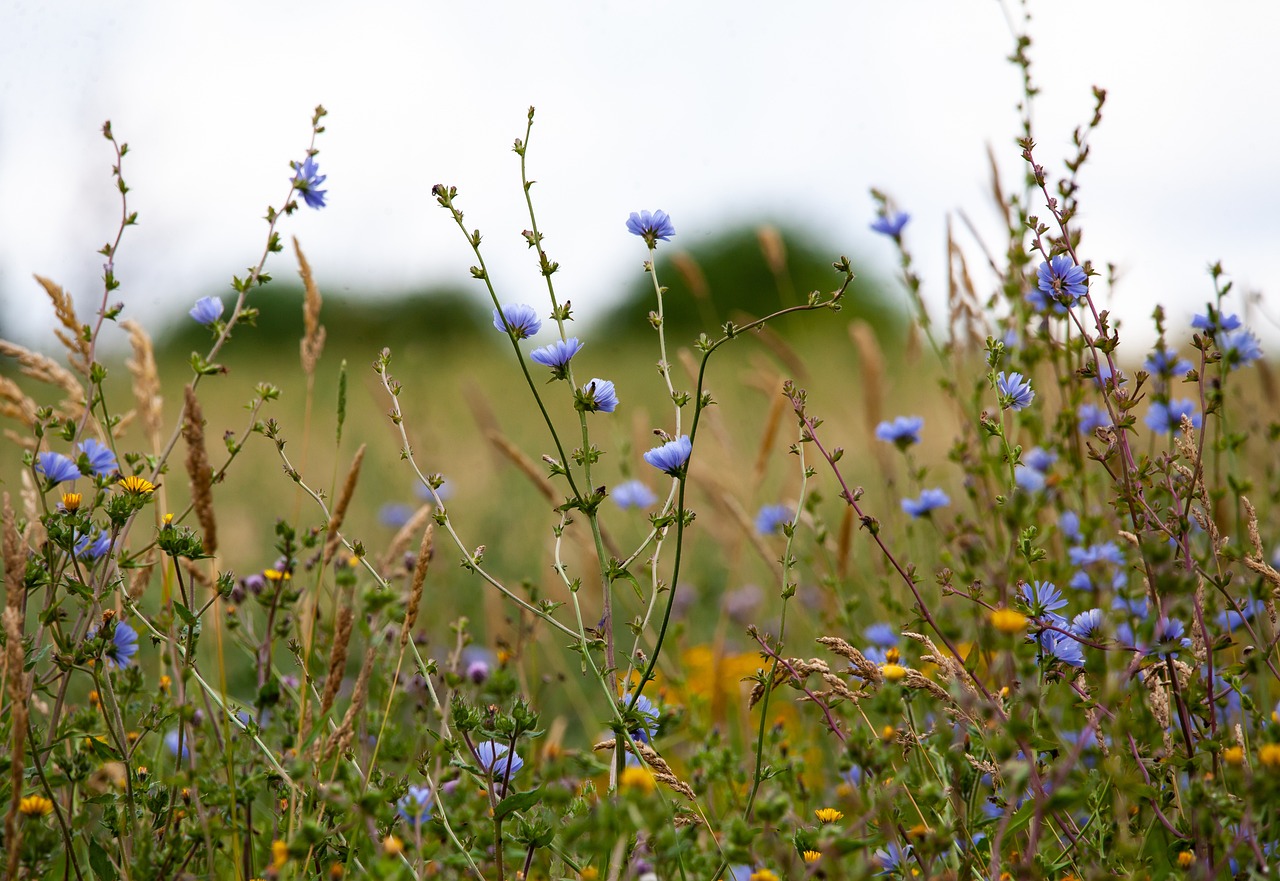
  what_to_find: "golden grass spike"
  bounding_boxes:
[848,320,884,441]
[835,506,853,582]
[0,340,86,418]
[751,390,786,488]
[317,604,354,725]
[323,443,366,566]
[18,471,43,547]
[323,644,376,762]
[182,385,217,555]
[0,376,37,427]
[122,319,163,444]
[294,237,327,376]
[757,225,787,278]
[400,523,434,647]
[34,275,90,374]
[3,494,28,879]
[378,503,433,575]
[728,312,809,382]
[670,251,709,303]
[986,143,1010,229]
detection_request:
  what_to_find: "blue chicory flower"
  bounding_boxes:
[1023,447,1057,473]
[378,503,415,528]
[189,296,224,326]
[1191,310,1242,333]
[1014,465,1046,494]
[864,623,898,648]
[1070,608,1104,638]
[1021,580,1068,619]
[621,693,660,744]
[1216,598,1265,631]
[874,415,923,447]
[291,155,327,209]
[754,504,793,536]
[626,210,675,246]
[474,741,523,779]
[165,728,191,759]
[612,480,657,510]
[1077,403,1111,436]
[874,843,913,875]
[1218,328,1264,368]
[37,451,83,486]
[902,488,950,518]
[398,784,434,824]
[78,438,119,478]
[996,371,1035,411]
[492,304,542,340]
[581,378,618,413]
[1112,595,1149,619]
[1145,399,1202,434]
[870,211,910,238]
[74,530,112,561]
[1070,542,1125,568]
[1059,510,1082,542]
[1030,255,1088,311]
[1041,630,1085,668]
[104,620,139,669]
[1143,350,1194,379]
[643,435,692,476]
[529,337,583,378]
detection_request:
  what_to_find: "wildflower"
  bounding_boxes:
[1014,465,1045,494]
[1176,851,1194,869]
[621,692,660,744]
[1077,403,1111,435]
[1143,350,1194,379]
[291,155,327,209]
[19,795,53,816]
[159,674,171,691]
[990,608,1027,633]
[529,337,583,379]
[996,371,1035,411]
[104,620,139,669]
[875,415,923,447]
[74,530,112,561]
[580,378,618,413]
[1020,581,1067,619]
[814,807,844,824]
[580,869,600,881]
[378,503,414,528]
[461,646,494,684]
[60,492,82,512]
[189,296,224,325]
[36,451,82,486]
[382,834,403,856]
[165,728,191,759]
[1258,744,1280,771]
[1040,631,1085,668]
[1153,617,1191,655]
[1191,310,1241,333]
[750,871,780,881]
[492,304,542,340]
[870,211,910,238]
[1217,599,1265,631]
[619,765,656,793]
[1070,608,1104,638]
[263,568,291,583]
[1218,328,1263,368]
[271,839,289,869]
[802,850,822,864]
[1059,510,1081,542]
[874,843,912,875]
[76,438,118,478]
[1222,746,1244,765]
[754,504,793,536]
[612,480,657,510]
[1031,255,1088,311]
[118,475,156,495]
[626,210,676,247]
[397,784,433,825]
[1145,400,1202,434]
[643,435,692,477]
[1023,447,1057,473]
[474,741,523,778]
[901,488,949,518]
[1070,542,1124,568]
[864,623,898,648]
[881,663,907,682]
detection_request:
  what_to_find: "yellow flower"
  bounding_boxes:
[814,807,844,824]
[159,675,171,692]
[579,869,600,881]
[884,647,901,664]
[619,766,656,794]
[136,766,149,781]
[88,690,101,707]
[1259,743,1280,770]
[750,871,779,881]
[61,492,82,512]
[162,512,174,526]
[1176,851,1194,868]
[118,475,156,495]
[881,663,908,682]
[880,725,897,742]
[329,863,345,879]
[802,850,821,864]
[264,569,291,582]
[990,608,1028,634]
[1222,746,1244,766]
[382,835,404,857]
[271,839,288,869]
[19,795,53,816]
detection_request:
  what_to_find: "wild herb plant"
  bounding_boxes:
[2,19,1279,881]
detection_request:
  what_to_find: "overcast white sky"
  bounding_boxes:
[3,1,1279,352]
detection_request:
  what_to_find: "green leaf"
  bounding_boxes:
[173,602,198,627]
[495,786,543,822]
[89,837,119,881]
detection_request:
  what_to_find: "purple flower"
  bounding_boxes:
[754,504,793,536]
[105,620,138,669]
[398,785,434,825]
[529,337,583,379]
[1021,580,1067,619]
[626,210,675,247]
[875,416,923,447]
[1218,328,1263,368]
[612,480,657,510]
[1041,630,1085,668]
[189,296,224,326]
[1070,608,1104,638]
[1032,255,1088,310]
[77,439,119,478]
[643,435,692,477]
[870,211,911,238]
[474,741,523,779]
[902,488,949,518]
[492,304,542,340]
[1145,400,1201,434]
[580,378,618,413]
[37,451,83,486]
[996,372,1035,411]
[461,646,496,684]
[165,728,190,759]
[1153,617,1191,655]
[291,155,327,209]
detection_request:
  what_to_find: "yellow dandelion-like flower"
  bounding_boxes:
[159,675,171,692]
[88,690,101,707]
[579,868,600,881]
[346,553,362,568]
[61,492,82,512]
[329,863,345,879]
[990,608,1028,634]
[881,663,908,682]
[127,730,141,743]
[750,871,779,881]
[1259,743,1280,770]
[271,839,289,869]
[19,795,53,816]
[815,807,844,824]
[620,765,656,794]
[880,724,897,742]
[884,646,901,664]
[136,766,149,781]
[383,835,404,856]
[802,850,822,864]
[1176,851,1194,868]
[162,512,174,526]
[264,568,291,582]
[1222,746,1244,766]
[118,475,156,495]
